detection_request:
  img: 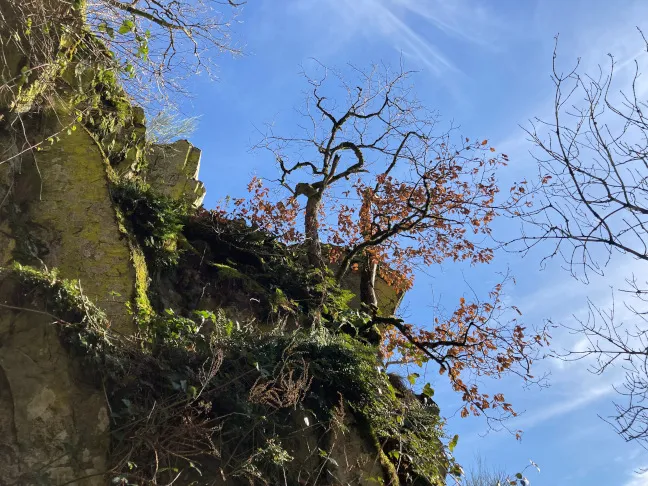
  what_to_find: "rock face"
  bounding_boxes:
[0,112,212,482]
[0,126,419,484]
[338,264,404,316]
[0,104,209,485]
[0,112,138,335]
[146,140,206,208]
[0,114,410,485]
[288,410,386,485]
[0,273,109,485]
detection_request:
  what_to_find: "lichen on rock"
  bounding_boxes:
[0,110,139,335]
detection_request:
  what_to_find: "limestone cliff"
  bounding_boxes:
[0,2,449,484]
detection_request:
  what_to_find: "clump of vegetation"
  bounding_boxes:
[111,180,189,268]
[3,264,124,379]
[3,264,451,485]
[108,319,449,485]
[0,10,151,169]
[172,209,356,319]
[108,187,356,325]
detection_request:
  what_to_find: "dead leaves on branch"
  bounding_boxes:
[215,64,546,427]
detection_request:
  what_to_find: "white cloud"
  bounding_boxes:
[513,255,636,324]
[389,0,505,47]
[361,1,456,75]
[501,254,648,432]
[624,469,648,486]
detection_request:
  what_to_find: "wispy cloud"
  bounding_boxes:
[291,0,502,76]
[494,3,648,160]
[513,384,614,430]
[393,0,502,46]
[355,1,456,75]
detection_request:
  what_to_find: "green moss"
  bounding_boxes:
[12,63,58,112]
[214,329,446,485]
[269,287,299,315]
[10,29,74,113]
[130,243,153,323]
[1,264,116,368]
[211,262,267,295]
[18,23,149,172]
[181,213,356,320]
[211,262,246,280]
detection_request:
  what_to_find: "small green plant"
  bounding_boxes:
[111,180,188,267]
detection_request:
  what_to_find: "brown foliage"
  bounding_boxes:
[218,63,548,425]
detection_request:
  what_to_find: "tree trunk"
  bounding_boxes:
[294,183,326,326]
[304,192,324,270]
[360,254,378,315]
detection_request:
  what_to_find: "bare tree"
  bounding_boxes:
[521,36,648,278]
[463,456,508,486]
[518,33,648,446]
[565,297,648,445]
[147,107,200,144]
[260,63,433,271]
[86,0,243,103]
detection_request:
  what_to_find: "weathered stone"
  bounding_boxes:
[0,111,138,335]
[146,140,207,208]
[282,408,387,486]
[333,262,404,316]
[0,274,109,485]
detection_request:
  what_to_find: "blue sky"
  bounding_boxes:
[178,1,648,484]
